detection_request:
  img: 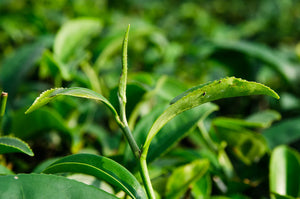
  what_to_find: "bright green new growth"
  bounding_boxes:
[142,77,280,157]
[25,87,121,123]
[118,24,130,105]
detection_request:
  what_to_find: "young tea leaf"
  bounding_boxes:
[43,154,147,199]
[142,77,279,156]
[25,87,120,123]
[118,24,130,105]
[0,136,34,156]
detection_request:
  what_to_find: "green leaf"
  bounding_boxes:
[191,173,212,199]
[82,123,122,156]
[25,87,119,122]
[245,110,281,128]
[13,108,69,139]
[43,154,147,199]
[125,103,218,167]
[270,146,300,198]
[0,36,53,96]
[271,193,297,199]
[263,117,300,149]
[32,157,62,174]
[142,77,279,156]
[165,159,209,199]
[212,110,281,130]
[148,103,218,162]
[40,50,71,80]
[54,18,102,63]
[0,164,14,175]
[213,40,298,84]
[0,136,34,156]
[0,174,117,199]
[213,120,268,165]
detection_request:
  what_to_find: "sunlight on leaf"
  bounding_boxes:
[143,77,279,156]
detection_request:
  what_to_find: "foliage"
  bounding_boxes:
[1,1,300,198]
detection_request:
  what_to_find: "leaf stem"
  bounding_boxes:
[0,92,7,117]
[0,92,8,135]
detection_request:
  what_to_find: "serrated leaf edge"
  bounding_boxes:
[0,136,34,156]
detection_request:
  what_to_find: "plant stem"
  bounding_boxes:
[0,92,7,117]
[122,122,141,159]
[198,121,218,151]
[117,24,141,158]
[140,155,156,199]
[117,24,155,198]
[0,92,8,135]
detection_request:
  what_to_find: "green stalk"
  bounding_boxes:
[198,122,218,151]
[0,92,8,135]
[117,24,141,158]
[140,154,156,199]
[117,25,155,198]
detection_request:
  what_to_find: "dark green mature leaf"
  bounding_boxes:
[32,157,61,174]
[0,174,117,199]
[13,108,69,139]
[82,123,122,156]
[263,117,300,149]
[142,77,279,156]
[0,36,53,96]
[0,136,34,156]
[25,87,119,122]
[148,103,218,162]
[213,40,299,84]
[165,159,209,199]
[43,154,147,199]
[270,146,300,198]
[54,18,102,63]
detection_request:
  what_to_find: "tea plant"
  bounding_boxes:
[0,25,283,198]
